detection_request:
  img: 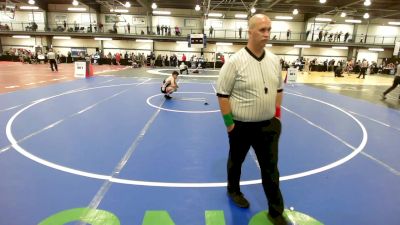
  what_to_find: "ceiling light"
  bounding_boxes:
[20,6,39,10]
[388,21,400,26]
[294,45,311,48]
[345,19,362,23]
[235,14,247,19]
[94,37,112,41]
[195,4,200,11]
[12,35,31,38]
[275,16,293,20]
[125,1,131,7]
[216,42,233,46]
[151,2,157,9]
[292,9,298,15]
[208,13,223,17]
[364,0,371,6]
[315,18,332,22]
[153,11,171,15]
[28,0,35,5]
[114,9,128,13]
[340,12,346,17]
[265,44,272,47]
[332,46,348,49]
[72,0,78,6]
[136,39,153,42]
[368,48,384,51]
[250,7,256,14]
[319,0,326,3]
[363,13,369,19]
[68,7,86,11]
[54,36,71,40]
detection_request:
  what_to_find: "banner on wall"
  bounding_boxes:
[132,17,146,25]
[184,19,197,27]
[105,14,118,23]
[71,48,87,58]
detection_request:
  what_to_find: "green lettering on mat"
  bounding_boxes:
[142,210,175,225]
[38,207,120,225]
[248,210,324,225]
[205,210,226,225]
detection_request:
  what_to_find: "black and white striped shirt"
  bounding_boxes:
[216,47,283,122]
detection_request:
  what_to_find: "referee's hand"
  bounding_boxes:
[227,124,235,132]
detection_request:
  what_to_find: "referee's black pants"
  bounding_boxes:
[227,118,284,217]
[49,59,58,71]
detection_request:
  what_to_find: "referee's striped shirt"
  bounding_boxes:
[216,47,283,122]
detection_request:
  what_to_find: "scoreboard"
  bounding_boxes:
[188,34,207,48]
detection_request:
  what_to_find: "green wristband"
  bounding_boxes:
[223,113,234,127]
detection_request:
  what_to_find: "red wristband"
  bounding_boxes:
[275,106,281,118]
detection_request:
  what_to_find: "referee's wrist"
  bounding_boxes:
[223,112,234,127]
[275,105,281,118]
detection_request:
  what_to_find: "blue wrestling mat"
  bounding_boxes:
[0,76,399,225]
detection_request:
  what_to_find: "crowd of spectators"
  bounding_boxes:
[278,57,395,77]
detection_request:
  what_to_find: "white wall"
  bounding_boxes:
[357,50,378,63]
[357,25,399,44]
[1,10,45,31]
[47,12,97,28]
[1,36,47,50]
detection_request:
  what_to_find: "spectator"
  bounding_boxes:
[305,30,310,40]
[98,22,104,32]
[179,62,189,74]
[113,23,117,33]
[344,32,350,42]
[182,53,186,62]
[115,52,121,65]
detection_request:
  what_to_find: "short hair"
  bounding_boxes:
[172,71,179,75]
[248,13,270,29]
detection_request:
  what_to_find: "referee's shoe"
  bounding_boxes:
[227,191,250,208]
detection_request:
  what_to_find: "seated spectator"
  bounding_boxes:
[0,23,10,31]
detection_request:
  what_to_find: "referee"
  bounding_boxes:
[216,14,291,225]
[47,48,58,72]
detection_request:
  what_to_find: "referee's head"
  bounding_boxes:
[248,14,271,48]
